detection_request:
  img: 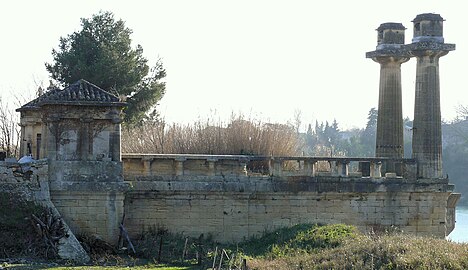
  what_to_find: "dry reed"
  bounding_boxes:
[122,114,301,156]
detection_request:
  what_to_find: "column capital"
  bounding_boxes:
[366,48,411,61]
[406,42,455,53]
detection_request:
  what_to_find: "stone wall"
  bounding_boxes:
[0,159,49,201]
[51,191,125,242]
[48,160,128,244]
[125,190,452,242]
[2,153,459,246]
[0,159,89,262]
[122,154,459,243]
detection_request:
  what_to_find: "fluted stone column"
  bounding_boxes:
[375,57,408,158]
[407,13,455,178]
[366,23,409,174]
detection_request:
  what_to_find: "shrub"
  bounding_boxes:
[248,232,468,270]
[237,224,357,259]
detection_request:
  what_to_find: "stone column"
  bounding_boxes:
[110,123,122,161]
[374,57,408,161]
[174,157,185,176]
[77,118,91,160]
[109,108,123,162]
[207,158,217,176]
[410,50,451,178]
[336,160,349,177]
[366,23,409,174]
[46,117,59,161]
[40,121,48,159]
[18,122,26,157]
[304,160,316,177]
[370,161,382,178]
[407,13,455,178]
[142,158,152,176]
[275,160,283,177]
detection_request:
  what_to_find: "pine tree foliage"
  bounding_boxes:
[45,11,166,124]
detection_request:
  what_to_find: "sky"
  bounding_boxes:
[0,0,466,130]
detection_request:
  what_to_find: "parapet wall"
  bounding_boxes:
[122,154,459,242]
[0,159,49,201]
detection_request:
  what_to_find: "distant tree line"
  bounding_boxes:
[442,105,468,204]
[303,108,378,157]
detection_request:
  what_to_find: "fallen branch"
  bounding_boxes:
[119,223,136,254]
[30,208,67,258]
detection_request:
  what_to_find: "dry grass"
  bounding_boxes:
[4,222,467,270]
[248,233,468,270]
[122,114,301,156]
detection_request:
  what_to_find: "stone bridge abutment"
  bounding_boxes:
[2,13,461,253]
[121,154,459,242]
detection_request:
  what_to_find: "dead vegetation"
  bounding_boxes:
[0,99,20,158]
[0,193,58,259]
[30,208,67,258]
[122,114,301,156]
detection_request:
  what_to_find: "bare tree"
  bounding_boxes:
[456,105,468,121]
[0,98,20,158]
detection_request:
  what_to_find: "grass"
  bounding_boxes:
[236,223,358,258]
[127,223,468,270]
[1,264,195,270]
[52,266,195,270]
[2,220,468,270]
[247,231,468,270]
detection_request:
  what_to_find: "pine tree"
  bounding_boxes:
[46,11,166,124]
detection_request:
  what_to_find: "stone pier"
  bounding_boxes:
[407,13,455,178]
[7,13,461,248]
[16,79,128,243]
[367,23,410,175]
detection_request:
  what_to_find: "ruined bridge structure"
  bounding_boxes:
[4,13,460,246]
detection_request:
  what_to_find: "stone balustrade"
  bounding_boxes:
[122,154,418,180]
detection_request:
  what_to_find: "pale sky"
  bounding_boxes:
[1,0,466,130]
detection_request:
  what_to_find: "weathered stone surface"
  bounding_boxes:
[124,188,455,242]
[408,14,455,179]
[121,154,459,242]
[367,23,409,175]
[51,191,125,243]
